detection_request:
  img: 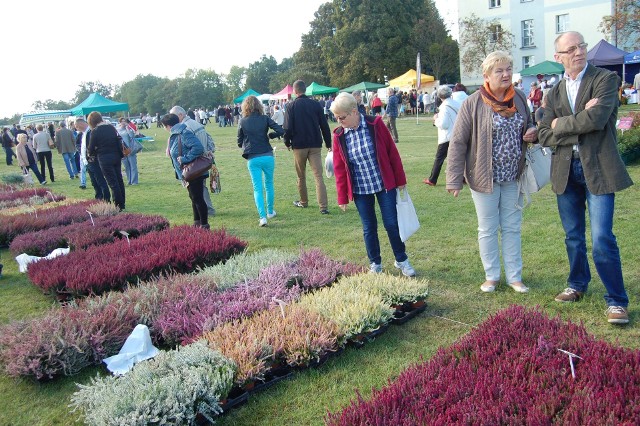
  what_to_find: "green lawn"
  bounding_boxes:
[1,113,639,426]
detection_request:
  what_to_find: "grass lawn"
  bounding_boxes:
[1,111,639,425]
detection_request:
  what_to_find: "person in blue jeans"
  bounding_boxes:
[237,95,284,227]
[330,92,416,277]
[539,31,633,325]
[117,118,139,185]
[16,134,46,184]
[54,120,78,179]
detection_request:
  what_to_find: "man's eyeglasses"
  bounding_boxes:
[556,42,588,55]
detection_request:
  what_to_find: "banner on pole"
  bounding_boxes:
[416,52,422,89]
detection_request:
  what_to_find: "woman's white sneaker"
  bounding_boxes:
[259,218,267,227]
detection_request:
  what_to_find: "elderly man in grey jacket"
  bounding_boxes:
[538,31,633,325]
[54,120,78,179]
[169,106,216,216]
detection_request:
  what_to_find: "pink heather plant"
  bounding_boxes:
[0,297,138,380]
[326,305,640,425]
[0,187,65,209]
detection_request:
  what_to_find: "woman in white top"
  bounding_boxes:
[423,85,460,186]
[32,124,55,182]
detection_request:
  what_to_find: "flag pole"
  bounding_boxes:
[416,52,421,125]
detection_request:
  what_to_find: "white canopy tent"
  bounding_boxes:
[19,110,71,126]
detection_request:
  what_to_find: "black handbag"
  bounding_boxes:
[178,135,212,182]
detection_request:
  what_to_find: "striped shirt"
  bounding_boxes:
[344,114,383,194]
[386,95,398,117]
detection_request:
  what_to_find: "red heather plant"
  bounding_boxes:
[27,226,247,296]
[10,213,169,256]
[0,200,110,246]
[0,297,139,380]
[326,305,640,425]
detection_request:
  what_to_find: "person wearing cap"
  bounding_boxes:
[423,85,460,186]
[54,120,79,179]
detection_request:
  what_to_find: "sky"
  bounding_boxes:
[2,0,457,119]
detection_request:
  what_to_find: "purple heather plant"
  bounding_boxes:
[10,213,169,256]
[326,305,640,425]
[0,200,107,246]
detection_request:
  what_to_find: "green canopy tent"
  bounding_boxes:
[305,82,339,96]
[340,81,388,93]
[70,93,129,116]
[233,89,261,104]
[519,61,564,76]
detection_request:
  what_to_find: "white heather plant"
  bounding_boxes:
[198,248,297,289]
[297,285,394,344]
[70,341,235,426]
[339,273,429,306]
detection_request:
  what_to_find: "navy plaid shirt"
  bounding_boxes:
[386,95,398,117]
[344,114,383,195]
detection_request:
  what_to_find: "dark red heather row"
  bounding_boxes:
[327,305,640,426]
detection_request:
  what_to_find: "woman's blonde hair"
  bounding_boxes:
[481,51,513,76]
[330,93,357,115]
[17,133,27,143]
[241,96,263,116]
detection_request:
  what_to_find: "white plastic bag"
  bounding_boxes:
[103,324,159,375]
[396,188,420,242]
[517,144,552,209]
[325,151,334,178]
[15,247,70,273]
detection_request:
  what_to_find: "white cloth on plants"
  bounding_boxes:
[103,324,159,375]
[15,247,70,273]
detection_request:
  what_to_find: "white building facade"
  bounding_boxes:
[457,0,614,86]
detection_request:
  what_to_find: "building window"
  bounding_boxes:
[522,19,534,47]
[489,0,501,8]
[556,14,569,33]
[523,56,535,69]
[489,24,502,43]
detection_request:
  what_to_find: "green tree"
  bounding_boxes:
[31,99,73,111]
[245,55,279,94]
[73,81,115,105]
[599,0,639,50]
[117,74,165,114]
[324,0,429,87]
[410,1,460,83]
[459,13,514,76]
[143,78,171,114]
[294,2,336,83]
[223,65,246,102]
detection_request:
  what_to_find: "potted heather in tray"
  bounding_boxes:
[297,284,395,345]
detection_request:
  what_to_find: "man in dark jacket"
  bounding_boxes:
[283,80,332,214]
[538,31,633,325]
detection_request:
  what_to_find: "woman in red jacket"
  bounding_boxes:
[330,92,415,277]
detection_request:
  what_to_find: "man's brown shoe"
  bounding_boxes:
[554,288,583,302]
[606,306,629,325]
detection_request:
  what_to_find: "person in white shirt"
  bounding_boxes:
[423,85,460,186]
[271,104,284,126]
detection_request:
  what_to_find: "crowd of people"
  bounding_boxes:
[2,31,633,325]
